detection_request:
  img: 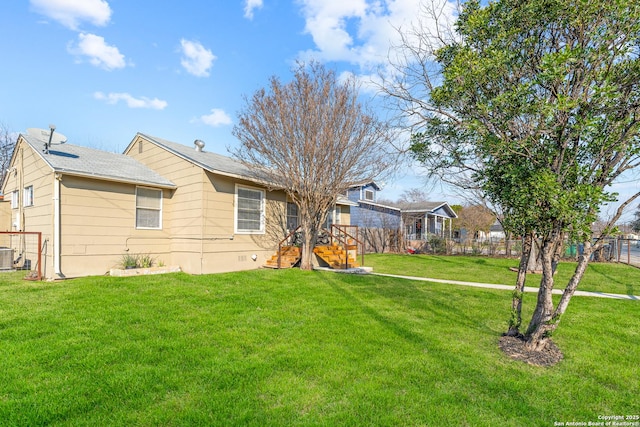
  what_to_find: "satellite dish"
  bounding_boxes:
[26,127,67,145]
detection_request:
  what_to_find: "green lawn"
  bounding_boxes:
[363,253,640,296]
[0,265,637,426]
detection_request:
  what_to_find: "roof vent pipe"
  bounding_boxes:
[194,139,205,152]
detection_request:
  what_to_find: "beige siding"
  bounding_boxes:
[0,200,10,231]
[126,136,205,272]
[1,139,55,276]
[59,175,171,277]
[198,172,288,274]
[126,136,291,274]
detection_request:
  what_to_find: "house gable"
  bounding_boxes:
[125,133,296,275]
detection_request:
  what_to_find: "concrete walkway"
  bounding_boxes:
[372,272,640,301]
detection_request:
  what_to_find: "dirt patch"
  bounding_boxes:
[499,334,563,367]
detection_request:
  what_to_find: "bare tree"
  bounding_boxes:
[397,188,428,204]
[233,62,394,270]
[357,205,402,253]
[457,204,495,241]
[632,205,640,233]
[1,123,17,185]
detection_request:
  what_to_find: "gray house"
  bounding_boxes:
[346,182,402,229]
[346,182,458,251]
[401,202,458,240]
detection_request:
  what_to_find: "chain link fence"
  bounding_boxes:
[363,229,640,269]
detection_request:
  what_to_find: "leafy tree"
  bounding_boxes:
[384,0,640,351]
[233,62,393,270]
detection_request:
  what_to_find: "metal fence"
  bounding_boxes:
[608,239,640,268]
[403,235,640,268]
[0,231,43,279]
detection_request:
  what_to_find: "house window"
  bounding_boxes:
[364,189,374,201]
[11,190,19,209]
[23,186,33,207]
[326,205,341,228]
[235,185,264,233]
[287,202,299,231]
[136,187,162,229]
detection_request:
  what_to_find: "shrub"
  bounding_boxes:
[138,254,155,268]
[120,253,139,269]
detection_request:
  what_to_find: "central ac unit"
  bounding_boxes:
[0,248,15,270]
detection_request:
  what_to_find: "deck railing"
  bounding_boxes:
[276,226,301,269]
[329,224,364,268]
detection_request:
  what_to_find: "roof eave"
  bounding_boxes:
[357,200,402,211]
[55,170,177,189]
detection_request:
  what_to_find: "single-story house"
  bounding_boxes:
[1,130,354,279]
[345,182,457,252]
[345,182,458,239]
[401,202,458,240]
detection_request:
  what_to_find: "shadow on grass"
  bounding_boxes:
[320,271,506,355]
[317,272,545,422]
[588,264,637,296]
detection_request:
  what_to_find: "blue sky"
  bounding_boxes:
[0,0,453,202]
[1,0,638,220]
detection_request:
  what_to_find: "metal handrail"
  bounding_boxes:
[277,226,301,269]
[329,224,364,269]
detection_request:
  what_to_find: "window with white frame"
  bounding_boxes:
[235,185,264,233]
[363,189,374,201]
[11,190,19,209]
[136,187,162,229]
[23,186,33,207]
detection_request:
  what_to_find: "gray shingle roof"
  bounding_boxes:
[400,201,458,218]
[22,133,176,189]
[138,133,259,180]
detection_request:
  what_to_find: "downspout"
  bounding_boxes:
[19,147,24,230]
[53,173,62,277]
[200,170,205,274]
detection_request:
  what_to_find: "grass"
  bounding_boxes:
[363,253,640,296]
[0,265,638,426]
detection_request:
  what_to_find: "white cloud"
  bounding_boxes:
[244,0,263,19]
[94,92,168,110]
[68,33,126,70]
[196,109,233,127]
[30,0,112,30]
[297,0,458,70]
[180,39,216,77]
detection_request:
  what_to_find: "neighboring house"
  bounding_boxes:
[346,182,402,230]
[488,221,506,240]
[401,202,458,240]
[346,182,458,243]
[1,131,353,279]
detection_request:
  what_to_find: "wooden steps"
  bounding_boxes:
[313,245,359,269]
[263,246,301,269]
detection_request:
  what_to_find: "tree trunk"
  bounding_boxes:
[524,234,565,351]
[526,239,542,272]
[524,237,556,350]
[299,221,318,271]
[507,233,533,336]
[526,240,593,350]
